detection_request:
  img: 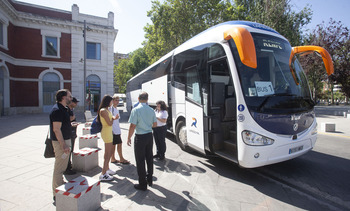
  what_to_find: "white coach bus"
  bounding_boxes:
[126,21,333,168]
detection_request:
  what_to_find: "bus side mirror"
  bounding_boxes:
[289,46,334,76]
[224,27,257,69]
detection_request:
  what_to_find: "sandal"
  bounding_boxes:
[120,160,130,164]
[111,160,120,163]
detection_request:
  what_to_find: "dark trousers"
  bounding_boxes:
[134,133,153,186]
[66,136,76,170]
[153,126,167,158]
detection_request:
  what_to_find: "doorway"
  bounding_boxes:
[86,74,101,112]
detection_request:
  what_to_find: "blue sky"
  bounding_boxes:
[17,0,350,54]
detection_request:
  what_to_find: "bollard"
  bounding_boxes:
[84,122,92,128]
[321,123,336,132]
[72,148,99,172]
[79,134,98,149]
[82,127,91,135]
[55,176,101,211]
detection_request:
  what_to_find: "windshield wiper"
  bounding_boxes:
[257,93,297,112]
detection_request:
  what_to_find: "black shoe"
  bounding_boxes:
[147,178,153,187]
[134,184,147,191]
[63,169,76,175]
[153,154,160,158]
[157,156,165,160]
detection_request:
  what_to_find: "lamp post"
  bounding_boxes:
[83,20,87,111]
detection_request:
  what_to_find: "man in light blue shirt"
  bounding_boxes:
[127,92,157,190]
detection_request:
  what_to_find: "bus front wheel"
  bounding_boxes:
[175,120,190,151]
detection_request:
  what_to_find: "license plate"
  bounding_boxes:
[289,145,303,154]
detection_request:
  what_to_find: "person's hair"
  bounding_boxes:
[97,95,113,122]
[139,92,148,101]
[112,94,119,100]
[156,100,167,111]
[55,89,69,102]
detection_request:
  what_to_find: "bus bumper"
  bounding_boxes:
[238,137,315,168]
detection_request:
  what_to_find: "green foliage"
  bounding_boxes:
[302,19,350,100]
[116,0,314,90]
[113,48,150,93]
[144,0,229,63]
[129,48,150,76]
[230,0,312,46]
[114,59,132,93]
[143,0,312,63]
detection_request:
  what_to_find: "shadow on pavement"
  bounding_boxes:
[101,146,209,210]
[154,158,206,176]
[108,179,210,210]
[0,113,48,139]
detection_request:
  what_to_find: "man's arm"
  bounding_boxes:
[152,122,157,128]
[127,123,136,146]
[53,121,70,153]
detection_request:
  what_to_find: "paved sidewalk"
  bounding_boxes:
[0,107,348,210]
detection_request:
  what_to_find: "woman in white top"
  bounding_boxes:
[153,100,168,160]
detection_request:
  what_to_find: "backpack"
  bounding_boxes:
[90,116,102,134]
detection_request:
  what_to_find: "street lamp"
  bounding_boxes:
[82,20,91,111]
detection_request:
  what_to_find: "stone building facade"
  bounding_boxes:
[0,0,118,115]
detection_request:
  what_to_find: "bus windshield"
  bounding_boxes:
[230,33,313,114]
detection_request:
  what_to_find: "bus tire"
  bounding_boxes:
[175,120,190,151]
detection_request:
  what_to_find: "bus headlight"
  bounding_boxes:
[242,130,274,146]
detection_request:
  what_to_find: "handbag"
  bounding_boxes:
[44,130,55,158]
[90,116,102,134]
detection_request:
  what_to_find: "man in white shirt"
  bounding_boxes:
[109,94,130,164]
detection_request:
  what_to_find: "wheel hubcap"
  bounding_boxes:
[179,126,187,146]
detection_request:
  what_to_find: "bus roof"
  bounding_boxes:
[209,21,280,35]
[128,21,283,83]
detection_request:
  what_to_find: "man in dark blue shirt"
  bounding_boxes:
[50,89,72,201]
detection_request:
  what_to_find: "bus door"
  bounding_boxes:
[185,65,205,153]
[208,58,238,162]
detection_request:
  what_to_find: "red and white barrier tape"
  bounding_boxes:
[73,148,99,156]
[55,177,100,198]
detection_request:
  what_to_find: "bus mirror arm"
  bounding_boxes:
[224,27,257,69]
[289,45,334,76]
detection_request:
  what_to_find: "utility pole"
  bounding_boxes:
[83,20,87,111]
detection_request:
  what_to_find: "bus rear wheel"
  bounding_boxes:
[175,120,190,151]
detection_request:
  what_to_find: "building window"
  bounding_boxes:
[0,18,8,49]
[87,42,101,60]
[45,36,58,56]
[41,30,61,58]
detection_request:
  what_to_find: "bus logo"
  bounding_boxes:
[191,117,197,128]
[293,123,299,131]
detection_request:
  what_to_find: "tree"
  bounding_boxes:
[299,53,325,102]
[143,0,312,63]
[129,48,150,76]
[144,0,229,63]
[229,0,312,46]
[114,59,132,93]
[302,19,350,103]
[113,48,150,93]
